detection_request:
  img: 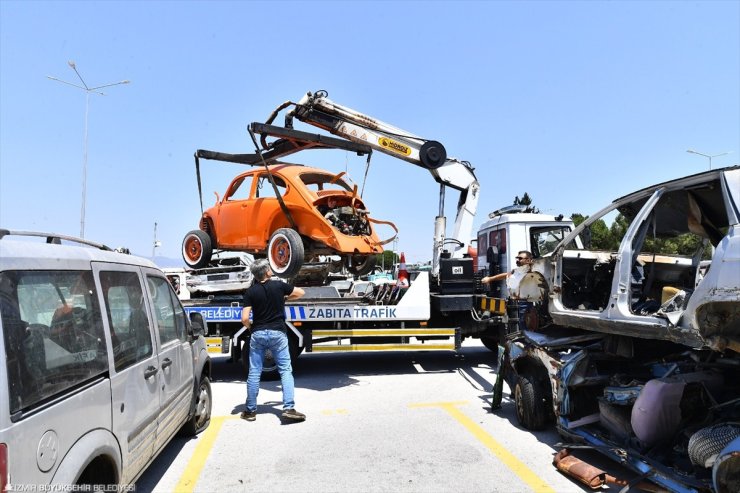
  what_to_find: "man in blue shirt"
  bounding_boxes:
[240,259,306,422]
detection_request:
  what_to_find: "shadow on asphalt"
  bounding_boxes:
[208,343,500,394]
[292,344,497,392]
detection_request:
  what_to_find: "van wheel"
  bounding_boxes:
[241,332,302,381]
[268,228,304,278]
[182,230,213,269]
[345,254,376,277]
[514,369,552,430]
[182,376,212,436]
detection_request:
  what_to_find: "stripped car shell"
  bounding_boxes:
[523,166,739,349]
[504,167,740,492]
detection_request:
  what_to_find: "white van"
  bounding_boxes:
[0,230,212,490]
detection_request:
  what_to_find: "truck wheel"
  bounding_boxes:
[241,332,302,381]
[268,228,304,278]
[182,230,213,269]
[345,254,376,277]
[480,336,500,357]
[181,376,212,436]
[514,368,552,430]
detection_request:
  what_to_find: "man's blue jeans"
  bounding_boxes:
[245,329,295,412]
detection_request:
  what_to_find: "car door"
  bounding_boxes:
[215,174,255,248]
[93,264,160,485]
[244,173,288,248]
[143,271,194,453]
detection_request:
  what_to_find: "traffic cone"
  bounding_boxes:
[397,252,409,287]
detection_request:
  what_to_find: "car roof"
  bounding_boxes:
[613,165,739,206]
[613,166,740,230]
[234,163,342,180]
[0,232,157,271]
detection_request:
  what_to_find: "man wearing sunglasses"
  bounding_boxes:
[480,250,533,285]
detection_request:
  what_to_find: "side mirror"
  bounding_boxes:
[189,312,207,338]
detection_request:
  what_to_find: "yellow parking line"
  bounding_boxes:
[410,402,555,493]
[174,416,237,492]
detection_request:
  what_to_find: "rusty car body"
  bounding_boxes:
[183,163,389,278]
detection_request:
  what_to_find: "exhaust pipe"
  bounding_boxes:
[553,449,667,492]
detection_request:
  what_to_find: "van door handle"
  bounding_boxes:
[161,358,173,370]
[144,366,158,379]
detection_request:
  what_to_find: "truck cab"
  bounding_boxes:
[475,205,579,299]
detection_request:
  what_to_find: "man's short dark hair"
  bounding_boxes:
[518,250,533,259]
[250,259,271,281]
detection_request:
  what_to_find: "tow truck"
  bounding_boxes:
[176,90,577,376]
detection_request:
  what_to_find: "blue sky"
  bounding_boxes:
[1,1,738,264]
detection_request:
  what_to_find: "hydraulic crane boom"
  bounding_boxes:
[284,90,480,277]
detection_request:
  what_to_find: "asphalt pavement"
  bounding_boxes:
[136,340,637,493]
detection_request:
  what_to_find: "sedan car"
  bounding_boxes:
[182,164,394,278]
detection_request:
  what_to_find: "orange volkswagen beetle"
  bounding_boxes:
[182,163,393,278]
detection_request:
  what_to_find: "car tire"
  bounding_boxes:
[182,230,213,269]
[514,368,552,431]
[345,254,376,277]
[268,228,304,278]
[181,376,212,436]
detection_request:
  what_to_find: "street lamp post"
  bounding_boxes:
[152,222,162,259]
[48,61,130,238]
[686,149,731,171]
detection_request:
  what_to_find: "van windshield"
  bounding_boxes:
[0,271,108,417]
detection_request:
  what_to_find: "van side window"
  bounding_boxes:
[99,271,153,371]
[0,271,107,417]
[147,275,187,345]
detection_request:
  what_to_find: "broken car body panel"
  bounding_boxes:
[529,166,739,350]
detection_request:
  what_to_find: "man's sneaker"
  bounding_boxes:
[282,408,306,421]
[240,411,256,421]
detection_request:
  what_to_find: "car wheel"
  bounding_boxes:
[268,228,304,278]
[345,254,376,277]
[181,376,212,436]
[514,368,552,430]
[182,230,213,269]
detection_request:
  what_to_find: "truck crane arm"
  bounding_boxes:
[280,90,480,276]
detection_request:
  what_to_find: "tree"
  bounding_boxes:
[513,192,539,213]
[610,214,630,248]
[569,213,613,249]
[375,250,398,271]
[571,213,587,227]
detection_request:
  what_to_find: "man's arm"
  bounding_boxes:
[241,306,252,329]
[481,272,510,284]
[287,286,305,300]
